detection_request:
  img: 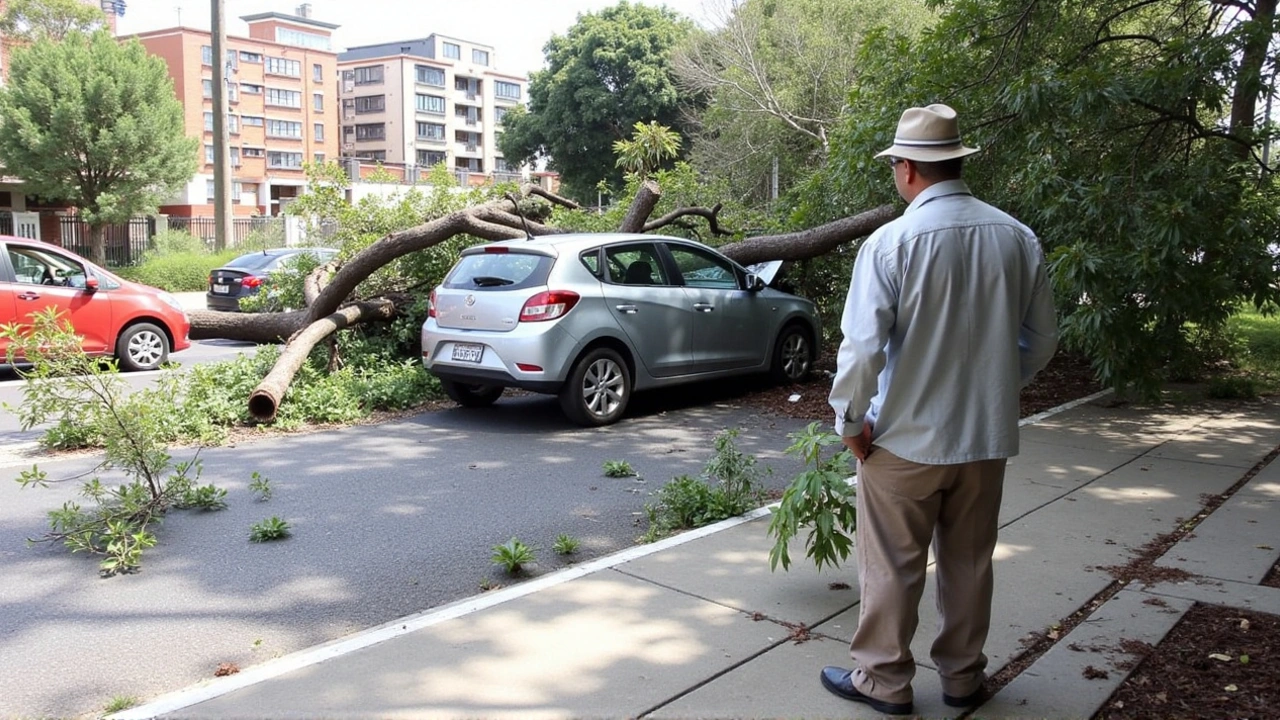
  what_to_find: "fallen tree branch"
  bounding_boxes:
[717,204,899,265]
[619,179,662,233]
[642,203,731,236]
[248,299,398,422]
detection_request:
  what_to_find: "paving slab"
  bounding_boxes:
[1000,440,1138,523]
[978,589,1193,720]
[163,571,780,720]
[1145,413,1280,469]
[1141,578,1280,616]
[1017,403,1197,455]
[649,633,958,720]
[616,515,859,627]
[1152,465,1280,583]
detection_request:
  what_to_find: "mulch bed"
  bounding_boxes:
[1262,559,1280,589]
[1096,604,1279,719]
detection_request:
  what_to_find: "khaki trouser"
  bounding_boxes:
[847,448,1007,705]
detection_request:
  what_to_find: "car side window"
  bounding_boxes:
[579,249,601,277]
[666,245,740,290]
[605,244,669,286]
[7,247,87,288]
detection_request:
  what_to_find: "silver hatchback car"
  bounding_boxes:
[421,233,820,426]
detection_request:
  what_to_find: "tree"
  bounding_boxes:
[614,120,682,177]
[674,0,932,203]
[796,0,1280,396]
[0,31,198,266]
[497,1,697,201]
[0,0,107,42]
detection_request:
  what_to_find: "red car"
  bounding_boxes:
[0,236,190,371]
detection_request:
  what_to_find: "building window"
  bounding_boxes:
[472,49,489,66]
[455,105,480,124]
[266,88,302,108]
[314,153,325,164]
[442,42,461,60]
[205,144,214,163]
[267,119,303,138]
[226,49,237,70]
[241,83,262,94]
[231,147,241,167]
[203,79,213,98]
[205,179,214,200]
[242,115,264,126]
[354,95,385,113]
[416,150,445,166]
[313,93,323,111]
[276,27,331,50]
[265,57,301,77]
[494,106,509,124]
[201,45,212,65]
[356,150,387,161]
[353,65,383,85]
[268,151,304,169]
[355,123,386,141]
[227,84,239,103]
[415,94,445,114]
[416,122,445,140]
[203,112,213,132]
[239,51,262,63]
[314,123,324,141]
[228,115,239,134]
[495,157,514,172]
[415,65,445,86]
[243,147,265,157]
[495,81,521,100]
[312,63,324,82]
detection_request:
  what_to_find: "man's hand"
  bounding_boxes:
[842,422,874,462]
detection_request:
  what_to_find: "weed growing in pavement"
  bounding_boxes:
[249,472,273,501]
[492,537,536,574]
[603,459,636,477]
[249,516,291,542]
[104,695,139,713]
[553,534,581,555]
[767,422,857,571]
[2,310,225,576]
[641,428,767,542]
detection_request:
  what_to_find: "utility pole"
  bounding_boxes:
[211,0,233,251]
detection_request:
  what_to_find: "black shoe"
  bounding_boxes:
[942,685,988,708]
[820,666,914,716]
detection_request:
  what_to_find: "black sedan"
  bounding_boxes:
[206,247,337,311]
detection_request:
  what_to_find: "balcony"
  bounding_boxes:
[456,142,481,156]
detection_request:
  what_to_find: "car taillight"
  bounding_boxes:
[428,289,437,318]
[241,275,262,289]
[520,290,580,322]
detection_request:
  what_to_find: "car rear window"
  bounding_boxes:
[443,252,553,291]
[226,253,284,271]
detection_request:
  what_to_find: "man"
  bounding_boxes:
[821,104,1058,715]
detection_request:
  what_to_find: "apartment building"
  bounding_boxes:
[133,6,339,216]
[336,35,526,186]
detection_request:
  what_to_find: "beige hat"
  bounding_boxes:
[876,104,980,162]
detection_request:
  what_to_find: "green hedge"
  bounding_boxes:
[114,249,242,291]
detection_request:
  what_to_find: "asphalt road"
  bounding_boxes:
[0,387,815,719]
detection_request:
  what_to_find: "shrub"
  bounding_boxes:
[249,516,291,542]
[603,459,635,477]
[767,423,857,571]
[641,428,767,542]
[122,249,241,292]
[553,534,580,555]
[492,537,535,574]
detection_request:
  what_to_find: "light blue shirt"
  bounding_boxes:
[828,179,1058,464]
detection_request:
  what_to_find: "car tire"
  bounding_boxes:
[116,322,170,372]
[770,323,813,384]
[440,379,504,407]
[559,347,630,427]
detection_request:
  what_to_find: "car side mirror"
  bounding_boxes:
[83,276,99,292]
[745,273,766,292]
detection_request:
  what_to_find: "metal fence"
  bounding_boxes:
[58,216,157,267]
[0,212,12,236]
[57,216,285,266]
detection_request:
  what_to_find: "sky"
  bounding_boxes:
[114,0,720,79]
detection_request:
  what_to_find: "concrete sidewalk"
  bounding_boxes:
[115,395,1280,720]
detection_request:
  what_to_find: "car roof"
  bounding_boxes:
[464,233,709,257]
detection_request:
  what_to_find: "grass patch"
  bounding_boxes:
[1225,305,1280,394]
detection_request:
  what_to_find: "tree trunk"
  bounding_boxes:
[1228,0,1277,159]
[716,204,898,265]
[88,223,107,267]
[248,300,397,421]
[188,309,308,343]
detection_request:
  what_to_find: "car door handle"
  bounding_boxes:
[16,291,39,301]
[693,303,714,312]
[615,304,638,314]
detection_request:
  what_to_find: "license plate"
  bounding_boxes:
[451,343,483,363]
[212,284,230,294]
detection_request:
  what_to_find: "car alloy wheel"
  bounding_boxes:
[771,324,813,383]
[560,347,630,426]
[116,322,169,372]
